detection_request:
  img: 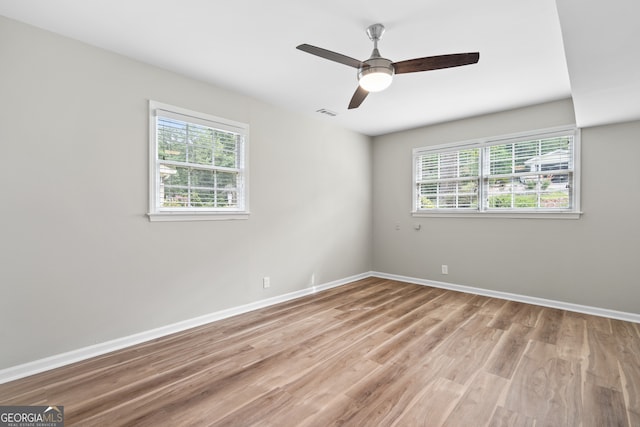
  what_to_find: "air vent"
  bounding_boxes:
[316,108,338,117]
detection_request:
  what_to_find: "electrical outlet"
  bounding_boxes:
[263,277,270,288]
[441,265,448,275]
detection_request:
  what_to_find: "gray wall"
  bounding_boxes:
[372,99,640,314]
[0,17,372,369]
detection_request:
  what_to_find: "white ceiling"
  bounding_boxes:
[0,0,638,135]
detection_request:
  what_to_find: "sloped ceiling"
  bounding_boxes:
[556,0,640,128]
[0,0,637,135]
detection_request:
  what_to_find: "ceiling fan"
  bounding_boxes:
[297,23,479,109]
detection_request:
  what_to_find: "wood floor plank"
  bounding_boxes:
[611,319,640,426]
[212,387,298,427]
[583,383,629,427]
[503,340,582,425]
[486,323,532,379]
[297,393,355,427]
[489,300,526,330]
[441,371,508,427]
[431,288,477,306]
[383,287,443,320]
[477,297,508,317]
[585,325,624,390]
[437,316,503,385]
[510,302,543,328]
[619,359,640,427]
[343,357,456,426]
[467,294,494,307]
[336,361,409,425]
[530,307,563,345]
[1,279,638,426]
[390,376,464,427]
[556,311,587,362]
[488,405,535,427]
[370,315,441,365]
[586,312,613,333]
[283,331,386,409]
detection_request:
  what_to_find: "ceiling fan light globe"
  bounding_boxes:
[358,57,394,92]
[359,71,393,92]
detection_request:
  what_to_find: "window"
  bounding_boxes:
[148,101,249,221]
[413,127,580,218]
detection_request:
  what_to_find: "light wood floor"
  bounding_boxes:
[1,278,639,426]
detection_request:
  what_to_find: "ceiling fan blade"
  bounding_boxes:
[393,52,480,74]
[296,44,364,68]
[348,86,369,109]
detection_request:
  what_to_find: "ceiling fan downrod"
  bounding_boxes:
[359,23,394,92]
[366,23,385,58]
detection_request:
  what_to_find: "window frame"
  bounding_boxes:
[147,100,249,222]
[412,126,581,219]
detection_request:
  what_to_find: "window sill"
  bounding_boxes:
[147,211,250,222]
[411,210,582,220]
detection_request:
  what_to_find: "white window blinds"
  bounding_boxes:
[416,148,479,209]
[484,135,574,210]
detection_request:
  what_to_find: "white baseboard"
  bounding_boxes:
[3,271,638,384]
[371,271,640,324]
[0,272,369,384]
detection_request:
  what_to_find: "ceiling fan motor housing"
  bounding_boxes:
[358,57,394,92]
